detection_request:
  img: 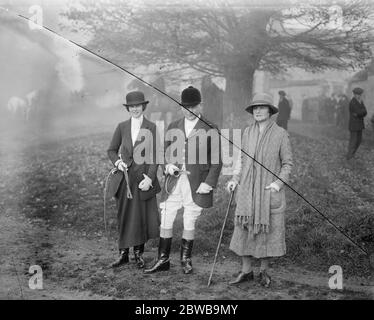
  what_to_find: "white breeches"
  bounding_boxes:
[160,174,202,238]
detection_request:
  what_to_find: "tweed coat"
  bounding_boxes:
[229,123,293,258]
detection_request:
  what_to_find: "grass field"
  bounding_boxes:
[0,119,373,299]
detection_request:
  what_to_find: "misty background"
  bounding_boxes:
[1,0,373,150]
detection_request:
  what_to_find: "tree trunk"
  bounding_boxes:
[223,68,255,128]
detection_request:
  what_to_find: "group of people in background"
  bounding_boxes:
[301,91,353,129]
[301,87,369,159]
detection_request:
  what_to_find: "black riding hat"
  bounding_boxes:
[181,86,201,107]
[123,91,149,107]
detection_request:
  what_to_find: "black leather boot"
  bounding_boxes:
[133,244,145,269]
[143,238,171,274]
[180,238,193,274]
[110,248,129,268]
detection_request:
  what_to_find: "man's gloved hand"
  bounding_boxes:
[265,182,280,192]
[196,182,213,194]
[138,174,153,191]
[165,164,179,176]
[115,159,127,172]
[226,180,238,192]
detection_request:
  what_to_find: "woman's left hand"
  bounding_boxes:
[265,182,280,192]
[138,174,153,191]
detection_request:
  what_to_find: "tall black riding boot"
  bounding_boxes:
[143,238,171,274]
[133,244,145,269]
[180,238,194,274]
[110,248,129,268]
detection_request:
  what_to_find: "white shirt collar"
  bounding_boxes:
[184,114,200,124]
[131,115,143,125]
[184,114,200,137]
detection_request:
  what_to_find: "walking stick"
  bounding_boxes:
[207,190,235,287]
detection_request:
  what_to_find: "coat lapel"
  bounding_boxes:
[123,118,133,154]
[187,116,207,140]
[133,116,151,149]
[176,118,186,139]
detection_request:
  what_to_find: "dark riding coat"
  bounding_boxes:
[349,97,367,131]
[107,117,160,249]
[164,116,222,208]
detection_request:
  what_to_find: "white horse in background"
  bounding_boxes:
[7,90,38,121]
[7,96,28,120]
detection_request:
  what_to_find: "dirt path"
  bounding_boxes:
[1,211,372,300]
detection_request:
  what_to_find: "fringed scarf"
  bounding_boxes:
[234,120,280,235]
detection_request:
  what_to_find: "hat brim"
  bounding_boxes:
[123,100,149,107]
[181,102,200,108]
[245,103,278,115]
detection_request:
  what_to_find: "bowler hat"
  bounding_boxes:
[123,91,149,107]
[245,92,278,115]
[352,87,364,95]
[278,90,286,96]
[181,86,201,107]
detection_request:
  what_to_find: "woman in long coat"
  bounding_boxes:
[107,91,160,269]
[227,92,293,287]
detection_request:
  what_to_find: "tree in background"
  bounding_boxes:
[64,0,374,121]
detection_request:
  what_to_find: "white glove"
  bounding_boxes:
[196,182,213,194]
[138,174,153,191]
[115,159,127,172]
[165,164,179,176]
[265,182,280,192]
[226,180,238,192]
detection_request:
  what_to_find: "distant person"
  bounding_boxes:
[226,92,293,288]
[201,75,224,128]
[310,97,320,123]
[107,91,161,269]
[317,94,328,124]
[276,90,291,130]
[346,87,368,160]
[326,95,336,125]
[301,95,309,122]
[336,94,349,129]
